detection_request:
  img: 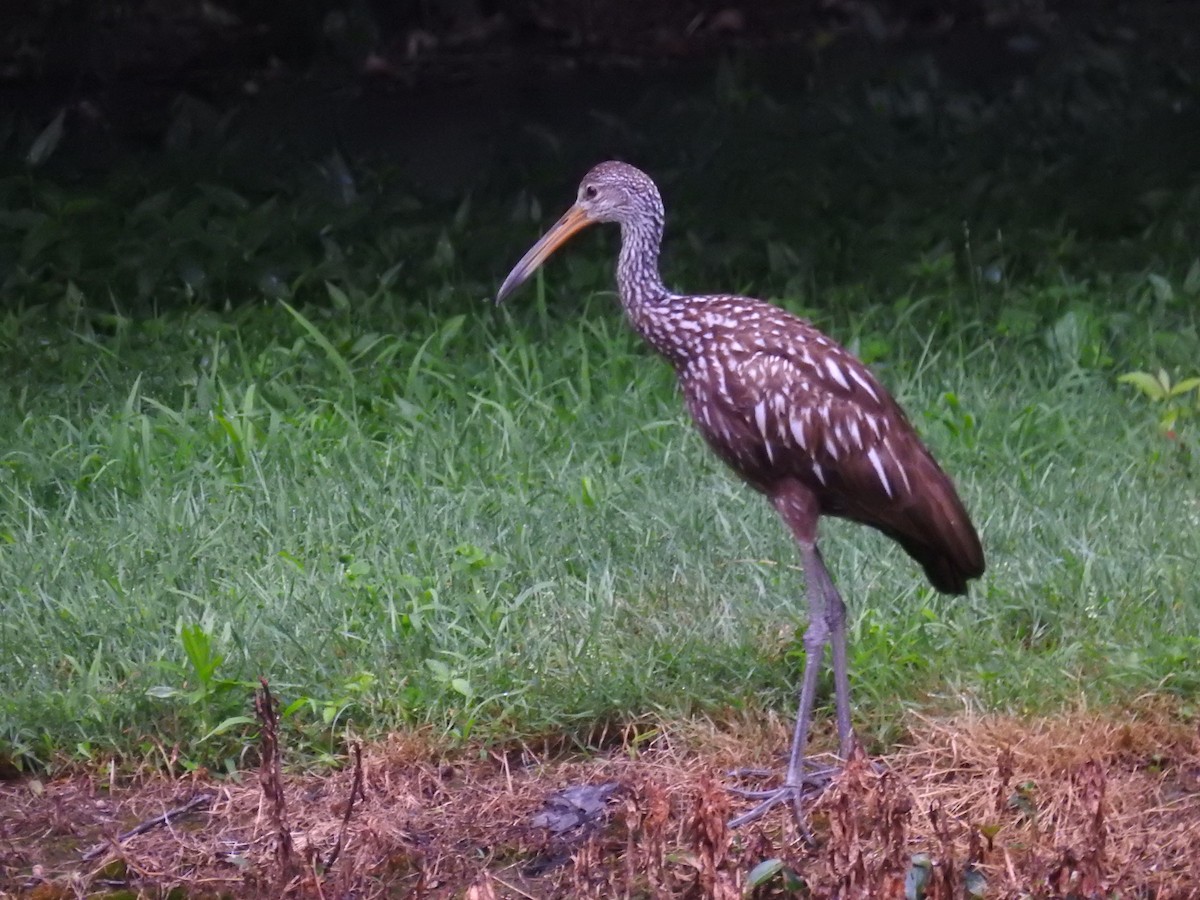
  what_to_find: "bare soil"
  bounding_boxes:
[2,703,1199,898]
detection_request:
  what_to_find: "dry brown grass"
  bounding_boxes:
[2,702,1198,898]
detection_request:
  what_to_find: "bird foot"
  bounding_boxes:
[725,763,839,829]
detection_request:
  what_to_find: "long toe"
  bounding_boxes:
[726,765,840,829]
[727,786,816,832]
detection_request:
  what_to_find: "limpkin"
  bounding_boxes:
[496,161,985,825]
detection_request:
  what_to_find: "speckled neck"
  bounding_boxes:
[616,206,693,365]
[616,209,667,300]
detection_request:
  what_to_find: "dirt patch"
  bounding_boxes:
[2,704,1198,898]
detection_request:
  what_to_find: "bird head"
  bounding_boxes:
[495,161,661,303]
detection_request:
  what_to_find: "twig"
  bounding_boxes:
[323,742,366,872]
[255,677,294,874]
[81,792,216,861]
[491,872,539,899]
[311,856,328,900]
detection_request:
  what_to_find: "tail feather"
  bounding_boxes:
[887,527,981,595]
[874,449,985,596]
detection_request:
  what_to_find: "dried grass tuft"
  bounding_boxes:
[806,743,914,897]
[892,708,1197,891]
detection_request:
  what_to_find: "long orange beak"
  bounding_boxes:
[496,204,595,304]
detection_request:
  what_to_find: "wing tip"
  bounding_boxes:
[924,541,986,595]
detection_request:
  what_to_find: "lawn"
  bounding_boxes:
[2,174,1197,775]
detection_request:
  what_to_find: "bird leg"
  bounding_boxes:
[728,540,842,828]
[811,544,855,756]
[784,545,831,788]
[729,479,861,828]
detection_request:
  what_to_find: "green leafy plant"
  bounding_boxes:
[1044,307,1113,371]
[280,672,380,762]
[1118,368,1200,435]
[746,857,806,893]
[283,671,378,729]
[148,621,255,752]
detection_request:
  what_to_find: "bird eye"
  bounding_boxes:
[583,184,598,200]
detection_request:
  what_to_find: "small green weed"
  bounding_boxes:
[148,620,256,767]
[1118,368,1200,435]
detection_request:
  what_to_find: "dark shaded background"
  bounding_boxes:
[1,0,1198,310]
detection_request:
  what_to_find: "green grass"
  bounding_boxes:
[1,256,1198,773]
[2,32,1199,774]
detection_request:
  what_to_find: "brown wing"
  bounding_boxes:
[680,323,984,594]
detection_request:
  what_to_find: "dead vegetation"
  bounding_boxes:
[2,696,1198,898]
